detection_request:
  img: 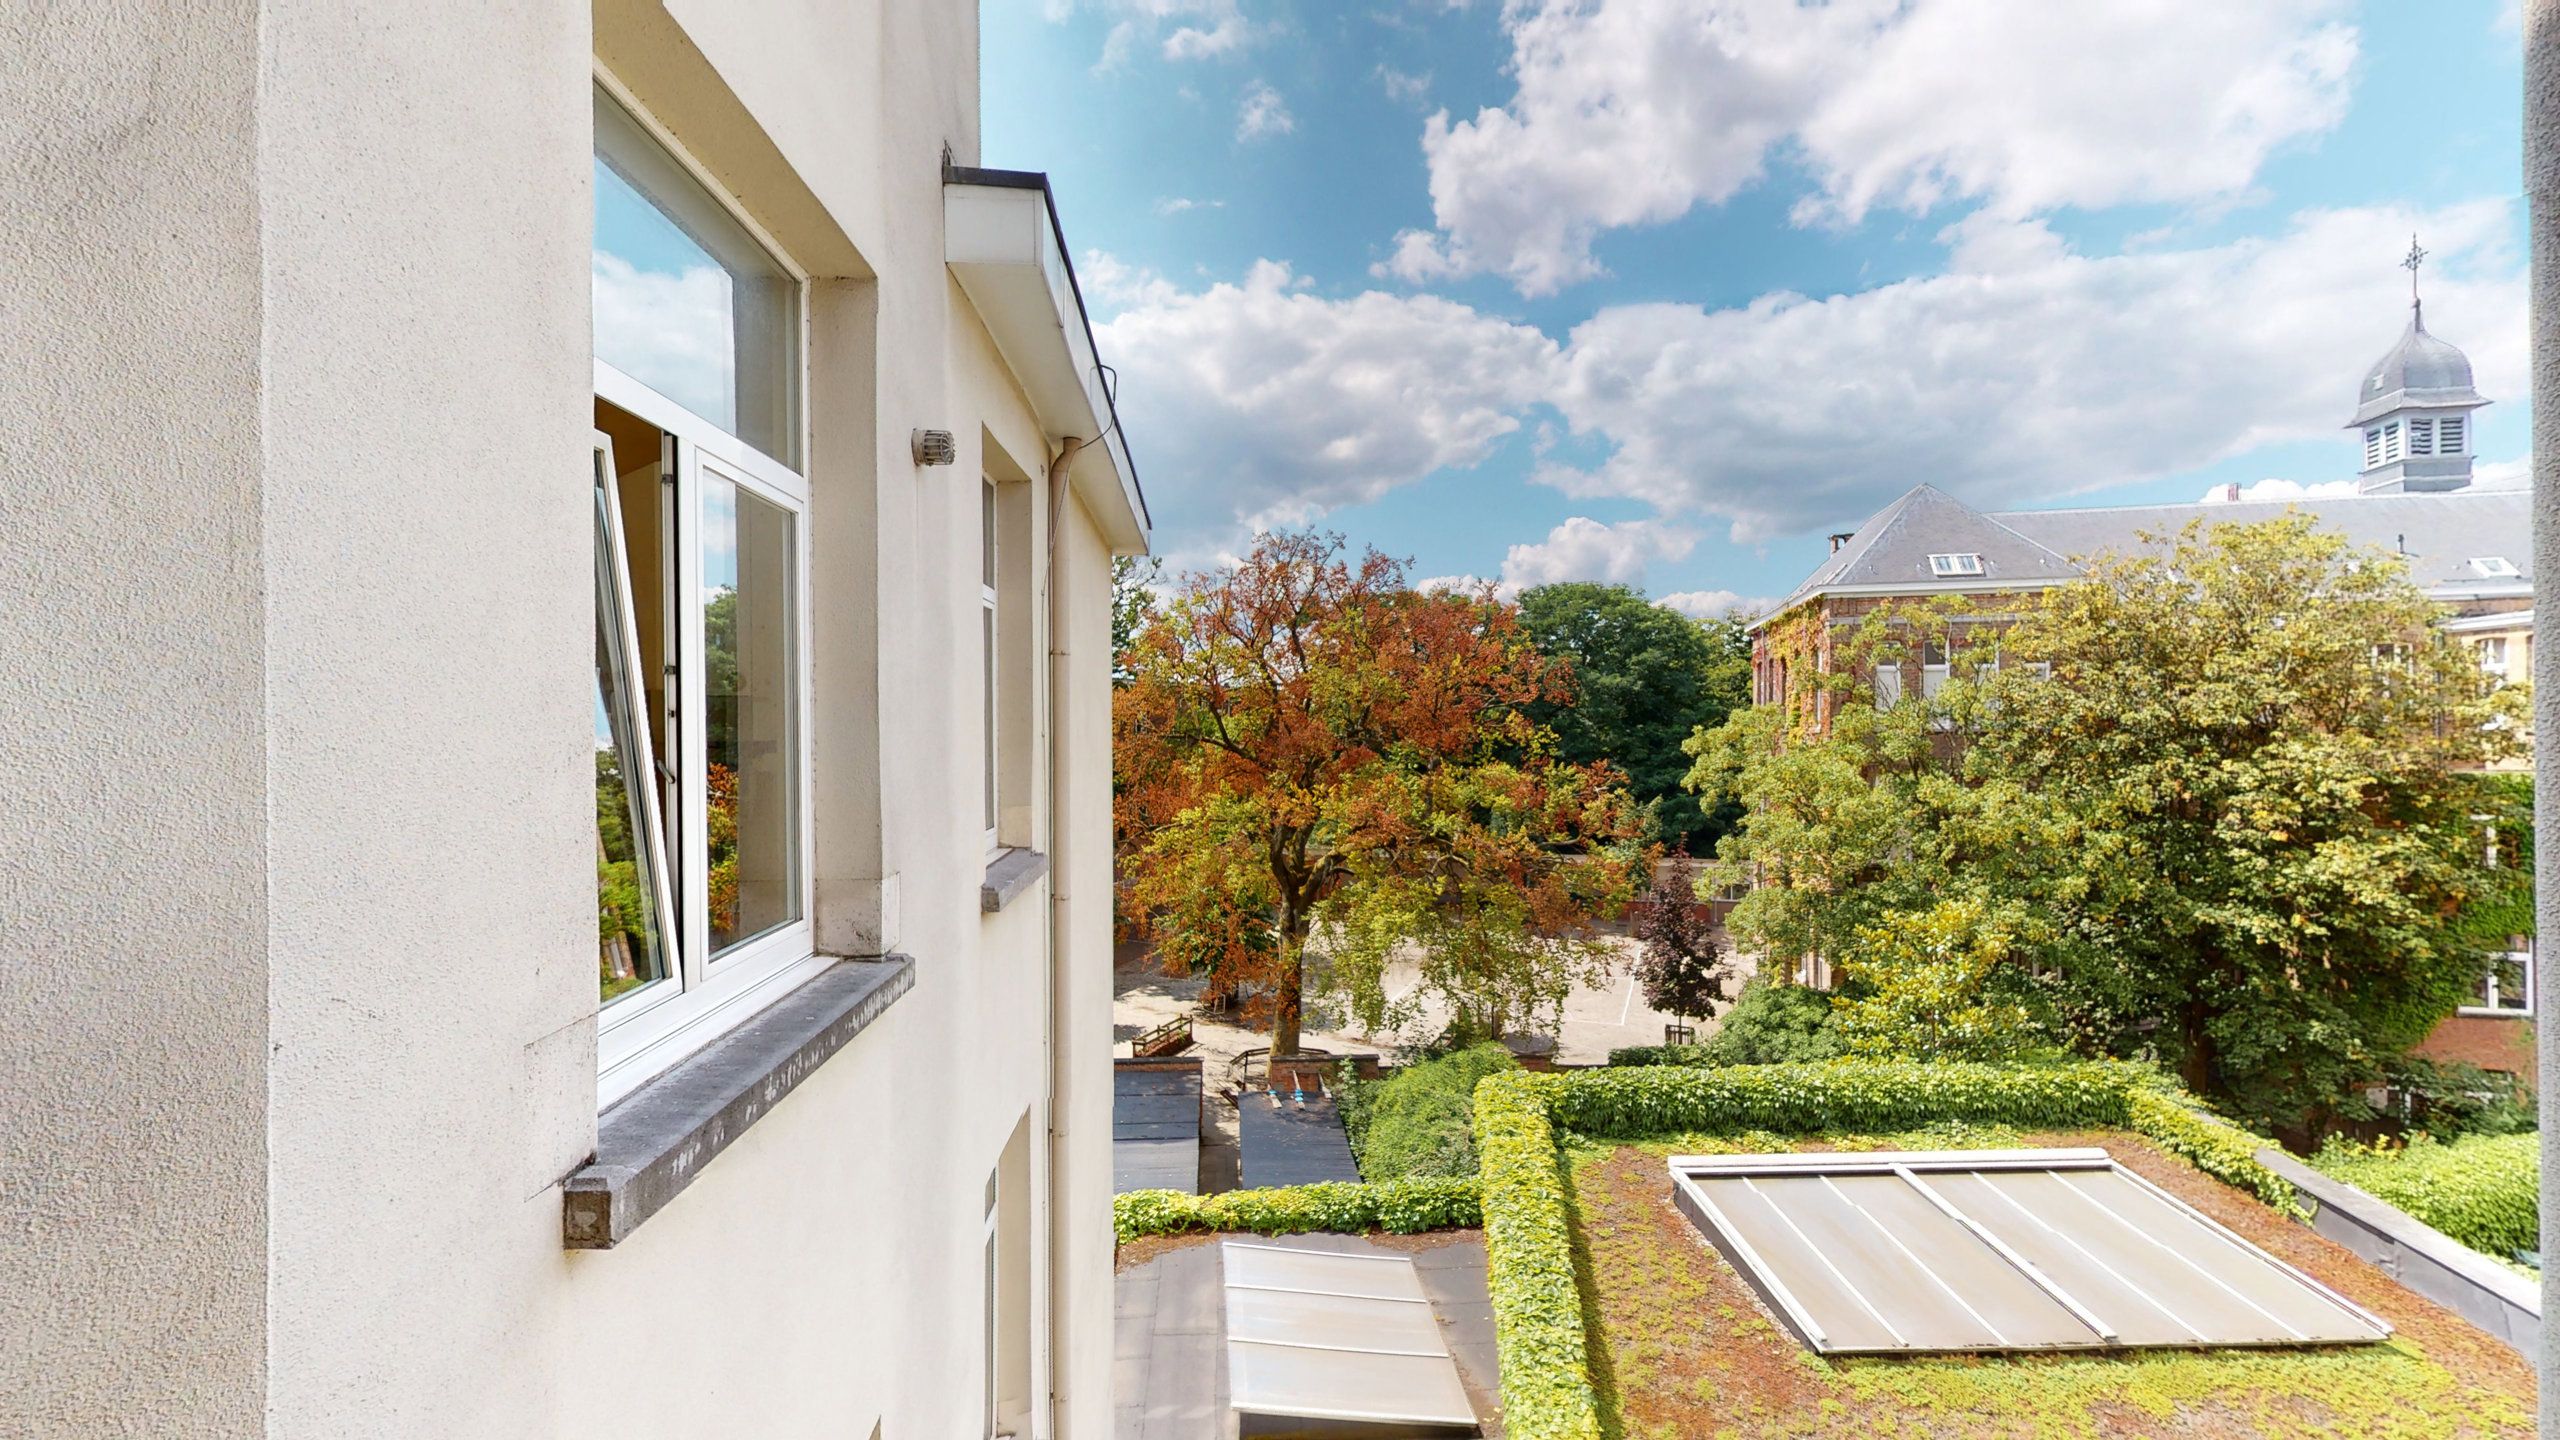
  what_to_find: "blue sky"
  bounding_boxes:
[986,0,2528,614]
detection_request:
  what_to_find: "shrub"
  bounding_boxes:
[1475,1072,1603,1440]
[1610,975,1841,1067]
[1112,1177,1479,1243]
[1356,1043,1520,1181]
[2312,1131,2538,1261]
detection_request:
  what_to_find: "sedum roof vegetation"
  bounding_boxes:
[1474,1062,2535,1440]
[1576,1129,2532,1439]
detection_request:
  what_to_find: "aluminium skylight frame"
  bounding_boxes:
[1668,1149,2392,1357]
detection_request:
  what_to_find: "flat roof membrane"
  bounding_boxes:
[1668,1149,2392,1356]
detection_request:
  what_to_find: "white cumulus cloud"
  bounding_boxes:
[1499,517,1697,590]
[1657,589,1778,621]
[1548,203,2523,542]
[1090,258,1563,536]
[1237,80,1295,139]
[1391,0,2358,296]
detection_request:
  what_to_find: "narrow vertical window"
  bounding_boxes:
[2364,427,2383,468]
[983,479,1001,852]
[2382,421,2402,462]
[702,470,802,955]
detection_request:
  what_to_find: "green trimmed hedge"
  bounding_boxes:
[1475,1073,1604,1440]
[2312,1131,2538,1261]
[1472,1060,2298,1440]
[1111,1178,1478,1243]
[1353,1043,1520,1180]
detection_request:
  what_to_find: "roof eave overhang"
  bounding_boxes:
[1748,576,2069,633]
[2344,391,2492,428]
[945,171,1152,556]
[2443,607,2535,632]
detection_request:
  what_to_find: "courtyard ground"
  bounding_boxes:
[1568,1127,2537,1439]
[1113,932,1748,1188]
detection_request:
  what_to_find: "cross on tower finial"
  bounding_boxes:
[2403,233,2427,310]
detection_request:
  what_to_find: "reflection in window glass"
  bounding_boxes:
[704,475,801,954]
[596,449,674,1002]
[592,86,797,463]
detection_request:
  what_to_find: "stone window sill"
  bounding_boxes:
[981,847,1049,913]
[563,955,915,1248]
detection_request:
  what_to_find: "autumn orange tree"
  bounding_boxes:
[1113,531,1645,1056]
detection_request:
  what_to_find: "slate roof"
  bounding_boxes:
[2349,304,2489,427]
[1774,482,2533,619]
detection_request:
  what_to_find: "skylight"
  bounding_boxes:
[2470,556,2521,578]
[1221,1242,1478,1433]
[1928,553,1985,577]
[1668,1149,2391,1355]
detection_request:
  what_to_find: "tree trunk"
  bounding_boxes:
[1272,905,1306,1058]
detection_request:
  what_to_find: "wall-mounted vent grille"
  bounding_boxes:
[2441,416,2465,453]
[2364,428,2383,468]
[2408,418,2435,456]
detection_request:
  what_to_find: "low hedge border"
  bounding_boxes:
[2310,1130,2537,1261]
[1475,1060,2300,1440]
[1111,1176,1478,1243]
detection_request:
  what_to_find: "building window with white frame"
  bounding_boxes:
[2477,634,2511,681]
[983,477,1001,854]
[2463,942,2533,1017]
[590,79,816,1103]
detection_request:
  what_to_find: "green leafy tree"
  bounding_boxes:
[1692,516,2525,1137]
[1111,555,1163,688]
[1833,898,2042,1061]
[1517,582,1751,847]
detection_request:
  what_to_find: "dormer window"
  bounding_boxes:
[2470,556,2520,578]
[1928,553,1984,577]
[2408,417,2434,456]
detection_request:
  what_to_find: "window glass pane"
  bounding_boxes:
[984,605,999,834]
[597,452,674,1003]
[704,475,801,953]
[593,87,797,463]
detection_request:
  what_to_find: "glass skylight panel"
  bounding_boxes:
[1221,1242,1477,1433]
[1669,1150,2391,1355]
[2470,556,2520,577]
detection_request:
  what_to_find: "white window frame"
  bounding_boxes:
[2470,556,2520,578]
[2477,635,2511,679]
[1928,553,1984,577]
[983,478,1002,857]
[2460,943,2534,1018]
[592,71,822,1107]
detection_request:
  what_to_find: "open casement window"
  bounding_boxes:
[592,76,818,1105]
[595,433,677,1009]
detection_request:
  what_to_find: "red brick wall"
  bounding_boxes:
[2410,1014,2536,1085]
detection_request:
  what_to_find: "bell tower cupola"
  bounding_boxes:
[2347,235,2489,494]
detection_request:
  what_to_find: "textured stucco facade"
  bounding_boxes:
[1,4,1138,1437]
[2528,0,2560,1425]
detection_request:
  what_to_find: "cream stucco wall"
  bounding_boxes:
[4,2,1131,1436]
[1,7,270,1434]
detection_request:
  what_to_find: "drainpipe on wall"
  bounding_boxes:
[1040,434,1084,1439]
[2527,0,2559,1422]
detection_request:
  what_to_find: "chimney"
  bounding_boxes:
[1827,532,1853,553]
[2219,483,2240,502]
